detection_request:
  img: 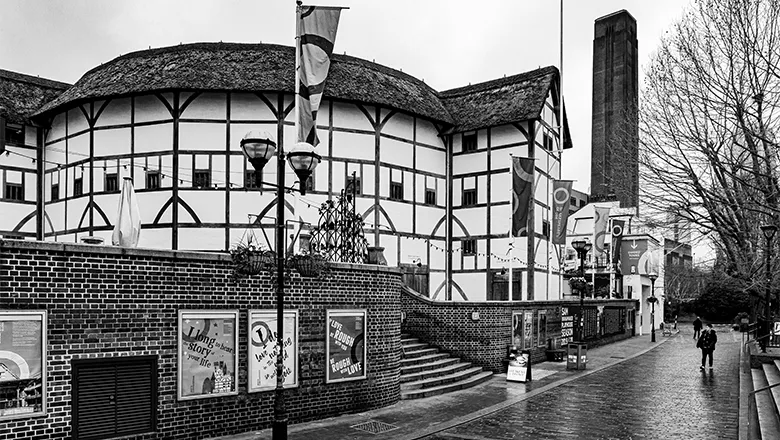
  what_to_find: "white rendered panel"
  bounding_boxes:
[332,131,374,162]
[379,234,398,267]
[491,203,511,239]
[457,208,487,237]
[94,98,131,127]
[332,102,374,132]
[381,112,413,139]
[231,93,277,120]
[93,193,118,227]
[48,113,67,141]
[452,272,487,302]
[67,134,89,164]
[477,175,488,204]
[453,151,487,175]
[416,119,442,147]
[94,128,131,156]
[383,201,412,232]
[137,227,172,249]
[380,137,413,168]
[180,123,226,151]
[363,166,375,195]
[135,124,173,154]
[415,146,446,175]
[181,93,227,119]
[67,107,88,134]
[137,191,173,225]
[135,94,173,123]
[46,201,66,232]
[66,198,88,230]
[416,205,445,236]
[212,156,227,188]
[179,228,224,251]
[491,146,529,171]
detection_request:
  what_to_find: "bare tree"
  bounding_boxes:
[637,0,780,296]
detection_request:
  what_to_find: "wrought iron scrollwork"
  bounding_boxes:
[310,173,367,263]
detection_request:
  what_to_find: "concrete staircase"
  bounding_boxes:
[400,334,492,400]
[750,358,780,439]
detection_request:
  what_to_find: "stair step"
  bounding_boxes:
[400,371,493,400]
[400,362,472,383]
[401,366,484,390]
[403,347,439,359]
[401,337,420,345]
[752,367,780,439]
[762,363,780,417]
[402,342,429,352]
[401,352,450,367]
[400,357,461,376]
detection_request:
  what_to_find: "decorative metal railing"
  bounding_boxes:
[310,173,368,264]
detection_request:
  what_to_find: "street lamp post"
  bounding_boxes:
[648,272,658,343]
[241,131,320,440]
[571,239,592,342]
[760,223,777,353]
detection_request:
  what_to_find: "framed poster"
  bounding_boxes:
[0,311,46,420]
[178,310,238,400]
[523,310,534,349]
[326,309,367,383]
[512,312,523,348]
[248,310,298,392]
[538,310,547,347]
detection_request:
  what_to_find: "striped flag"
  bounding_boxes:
[552,180,573,244]
[297,5,344,146]
[512,157,535,237]
[593,206,610,259]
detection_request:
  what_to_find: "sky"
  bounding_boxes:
[1,0,690,194]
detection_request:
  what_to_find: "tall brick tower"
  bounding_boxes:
[590,10,639,208]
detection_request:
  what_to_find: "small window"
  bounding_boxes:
[462,189,477,207]
[5,122,24,144]
[305,174,315,193]
[425,189,436,205]
[4,182,23,201]
[346,175,361,195]
[462,238,477,255]
[193,170,211,188]
[543,133,554,150]
[105,173,118,192]
[580,199,586,207]
[542,220,550,238]
[73,178,83,197]
[570,198,577,207]
[146,171,160,190]
[390,181,403,201]
[462,133,477,152]
[51,183,59,201]
[245,171,260,189]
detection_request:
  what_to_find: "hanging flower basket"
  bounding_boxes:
[229,242,271,278]
[647,296,659,304]
[568,276,588,293]
[289,253,327,278]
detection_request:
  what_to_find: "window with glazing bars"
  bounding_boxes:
[390,181,403,201]
[105,173,118,192]
[462,238,477,255]
[425,189,436,205]
[4,182,23,201]
[193,170,210,188]
[462,133,477,152]
[73,178,83,197]
[51,183,59,201]
[146,171,160,190]
[462,189,477,206]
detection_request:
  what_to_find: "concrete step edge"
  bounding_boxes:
[401,366,484,390]
[400,371,493,400]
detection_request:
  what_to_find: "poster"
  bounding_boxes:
[326,310,366,383]
[248,310,298,392]
[560,307,574,345]
[0,311,46,419]
[523,311,534,349]
[512,312,523,348]
[178,310,238,400]
[506,351,530,383]
[538,310,547,347]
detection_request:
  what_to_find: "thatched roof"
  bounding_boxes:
[34,42,453,124]
[440,66,573,148]
[0,69,69,124]
[30,42,568,145]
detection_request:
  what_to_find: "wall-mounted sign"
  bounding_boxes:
[0,311,46,420]
[178,310,238,400]
[326,310,367,383]
[620,238,650,275]
[560,307,574,345]
[248,310,298,392]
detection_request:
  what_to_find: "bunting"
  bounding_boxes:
[297,5,344,146]
[552,180,573,244]
[611,219,625,270]
[511,157,535,237]
[593,206,610,259]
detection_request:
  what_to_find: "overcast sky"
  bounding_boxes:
[1,0,688,194]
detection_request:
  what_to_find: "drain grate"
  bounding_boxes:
[350,419,400,435]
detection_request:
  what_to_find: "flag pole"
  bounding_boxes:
[509,153,514,301]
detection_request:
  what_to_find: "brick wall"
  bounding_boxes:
[0,239,402,440]
[401,287,638,371]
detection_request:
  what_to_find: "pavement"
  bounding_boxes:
[209,324,743,440]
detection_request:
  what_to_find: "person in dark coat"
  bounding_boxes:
[693,316,703,340]
[697,323,717,370]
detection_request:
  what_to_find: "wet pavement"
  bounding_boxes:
[210,324,741,440]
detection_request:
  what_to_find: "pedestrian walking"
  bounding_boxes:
[697,323,717,370]
[693,316,702,340]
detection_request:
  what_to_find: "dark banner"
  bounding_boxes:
[511,157,534,237]
[552,180,573,244]
[611,219,625,267]
[326,310,366,383]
